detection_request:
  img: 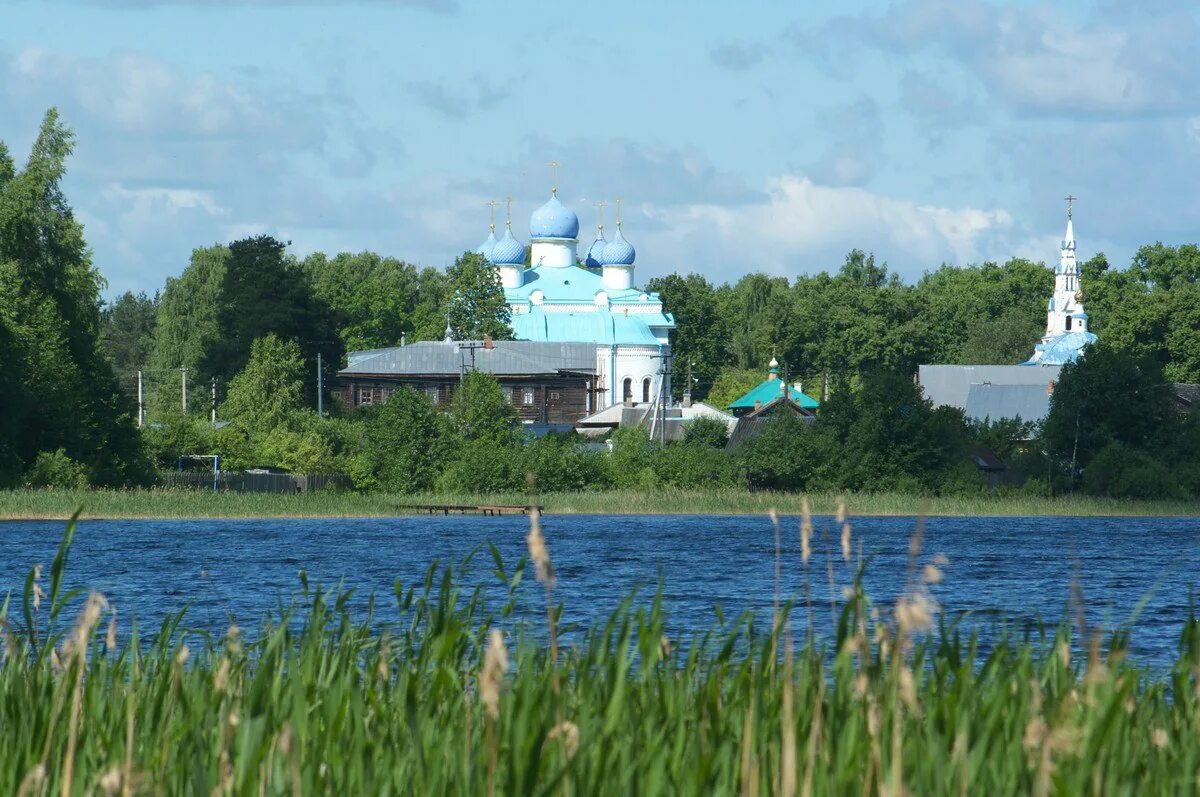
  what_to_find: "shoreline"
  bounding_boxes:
[2,488,1199,520]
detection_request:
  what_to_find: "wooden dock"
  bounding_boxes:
[398,504,539,517]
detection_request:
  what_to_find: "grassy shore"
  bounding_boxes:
[4,518,1198,795]
[0,487,1198,520]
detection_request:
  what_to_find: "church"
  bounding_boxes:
[475,188,674,409]
[920,200,1098,424]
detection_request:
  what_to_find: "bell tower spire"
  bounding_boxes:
[1043,195,1086,339]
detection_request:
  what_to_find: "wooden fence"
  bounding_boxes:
[158,471,352,493]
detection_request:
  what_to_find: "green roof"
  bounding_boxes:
[728,377,820,410]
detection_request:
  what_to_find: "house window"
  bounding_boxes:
[549,391,561,401]
[358,387,374,406]
[523,388,535,406]
[426,385,439,403]
[642,378,652,403]
[623,378,633,403]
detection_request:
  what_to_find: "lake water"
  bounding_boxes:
[1,513,1198,668]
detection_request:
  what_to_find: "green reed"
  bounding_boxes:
[3,487,1199,520]
[3,510,1200,795]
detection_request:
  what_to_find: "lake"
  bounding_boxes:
[2,513,1198,667]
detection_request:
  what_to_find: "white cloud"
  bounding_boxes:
[638,175,1013,281]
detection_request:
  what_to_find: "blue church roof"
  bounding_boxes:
[511,308,664,346]
[1024,331,1097,366]
[505,263,650,304]
[530,194,579,239]
[728,378,820,411]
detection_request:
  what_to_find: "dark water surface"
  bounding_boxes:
[1,514,1198,668]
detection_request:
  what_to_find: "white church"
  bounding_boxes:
[475,188,675,408]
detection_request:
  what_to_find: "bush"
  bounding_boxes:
[681,417,730,449]
[23,448,89,488]
[1082,442,1183,500]
[657,441,735,489]
[606,427,660,490]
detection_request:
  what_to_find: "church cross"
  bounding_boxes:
[594,200,607,230]
[504,196,513,228]
[614,197,623,229]
[1064,194,1076,219]
[547,161,559,195]
[486,199,498,231]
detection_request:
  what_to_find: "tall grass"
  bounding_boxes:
[3,487,1199,519]
[3,511,1199,794]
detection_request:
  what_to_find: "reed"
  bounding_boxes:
[4,487,1200,520]
[2,513,1200,794]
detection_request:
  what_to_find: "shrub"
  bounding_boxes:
[23,448,89,488]
[681,417,730,449]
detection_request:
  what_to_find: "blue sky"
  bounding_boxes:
[4,0,1199,297]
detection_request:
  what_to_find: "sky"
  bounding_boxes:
[3,0,1199,298]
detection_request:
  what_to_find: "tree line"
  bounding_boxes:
[4,110,1199,499]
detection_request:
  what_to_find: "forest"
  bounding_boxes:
[4,110,1199,499]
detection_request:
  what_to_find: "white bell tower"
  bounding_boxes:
[1042,195,1087,339]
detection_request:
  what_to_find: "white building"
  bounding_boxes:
[476,190,674,410]
[1026,198,1097,365]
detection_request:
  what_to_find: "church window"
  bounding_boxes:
[1066,316,1072,331]
[622,378,633,403]
[642,378,652,403]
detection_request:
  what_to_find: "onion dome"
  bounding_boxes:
[601,226,635,266]
[530,193,580,239]
[491,227,525,265]
[475,228,497,262]
[585,229,607,267]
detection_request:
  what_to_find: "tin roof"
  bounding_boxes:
[340,340,596,377]
[964,382,1052,423]
[727,377,820,410]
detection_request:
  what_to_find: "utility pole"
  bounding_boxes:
[181,367,188,413]
[317,351,324,417]
[137,370,144,428]
[211,377,217,423]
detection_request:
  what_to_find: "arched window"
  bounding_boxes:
[622,378,633,403]
[642,378,652,403]
[1066,316,1072,331]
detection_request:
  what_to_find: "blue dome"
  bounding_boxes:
[585,231,606,267]
[1027,330,1097,366]
[529,194,579,239]
[491,227,525,265]
[475,229,497,262]
[601,227,635,265]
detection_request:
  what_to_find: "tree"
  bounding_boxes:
[1042,344,1181,491]
[101,290,158,386]
[445,371,518,444]
[220,334,308,436]
[645,273,725,399]
[444,251,512,341]
[0,109,150,486]
[207,235,340,399]
[149,244,228,410]
[681,417,730,448]
[707,368,765,411]
[957,311,1043,365]
[355,389,445,493]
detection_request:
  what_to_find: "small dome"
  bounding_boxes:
[530,194,579,239]
[585,230,606,267]
[601,227,635,266]
[475,229,497,262]
[491,228,525,265]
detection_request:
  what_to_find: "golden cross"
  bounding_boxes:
[594,200,607,230]
[614,197,622,228]
[504,196,513,228]
[486,199,498,231]
[547,161,559,195]
[1064,194,1076,219]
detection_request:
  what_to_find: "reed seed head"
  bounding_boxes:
[840,522,852,562]
[98,766,121,795]
[1152,728,1169,749]
[480,628,508,720]
[526,508,555,588]
[895,592,936,635]
[547,721,580,758]
[175,644,190,667]
[922,563,942,585]
[106,612,118,650]
[31,564,43,611]
[800,497,813,565]
[835,497,846,525]
[899,666,918,710]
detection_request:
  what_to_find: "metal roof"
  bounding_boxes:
[919,364,1061,411]
[339,340,596,377]
[728,377,820,410]
[964,382,1052,424]
[511,308,667,346]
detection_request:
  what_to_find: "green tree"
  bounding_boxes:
[355,389,444,493]
[707,368,764,411]
[646,273,726,399]
[0,109,150,486]
[220,334,308,436]
[101,290,158,387]
[149,245,228,411]
[445,371,518,444]
[444,252,512,341]
[681,417,730,449]
[957,311,1043,365]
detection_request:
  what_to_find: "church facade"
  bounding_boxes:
[476,190,674,410]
